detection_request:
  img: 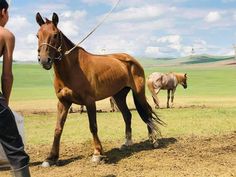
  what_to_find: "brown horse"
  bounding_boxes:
[147,72,187,108]
[36,13,164,166]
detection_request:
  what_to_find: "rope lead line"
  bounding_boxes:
[64,0,121,55]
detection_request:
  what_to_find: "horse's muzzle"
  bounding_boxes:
[38,57,53,70]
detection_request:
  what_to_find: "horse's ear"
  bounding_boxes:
[184,73,187,78]
[36,12,45,26]
[52,12,59,27]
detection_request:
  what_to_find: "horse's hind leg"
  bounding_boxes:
[170,89,176,108]
[113,87,133,148]
[153,88,161,108]
[167,90,171,108]
[42,100,71,167]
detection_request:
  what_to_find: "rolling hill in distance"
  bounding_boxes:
[137,54,236,67]
[12,54,236,68]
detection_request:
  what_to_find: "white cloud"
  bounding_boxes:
[109,5,165,22]
[114,19,173,33]
[145,47,161,57]
[13,49,37,61]
[81,0,145,6]
[61,10,87,21]
[205,11,221,22]
[223,49,234,56]
[145,35,183,57]
[7,15,32,32]
[26,34,37,45]
[57,10,87,41]
[84,34,137,55]
[81,0,117,5]
[35,3,68,14]
[59,21,80,37]
[181,46,193,56]
[156,35,182,45]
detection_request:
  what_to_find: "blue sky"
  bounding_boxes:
[5,0,236,61]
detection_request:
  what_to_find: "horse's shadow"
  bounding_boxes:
[29,155,83,167]
[105,137,177,164]
[28,137,177,167]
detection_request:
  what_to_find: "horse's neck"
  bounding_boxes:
[174,73,184,84]
[53,33,77,80]
[61,33,75,52]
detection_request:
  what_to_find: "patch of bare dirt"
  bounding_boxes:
[1,133,235,177]
[226,62,236,65]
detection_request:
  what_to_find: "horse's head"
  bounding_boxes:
[36,12,62,70]
[181,73,187,89]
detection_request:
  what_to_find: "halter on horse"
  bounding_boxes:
[36,12,164,166]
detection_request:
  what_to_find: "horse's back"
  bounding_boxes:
[147,72,178,90]
[85,51,142,69]
[78,50,145,100]
[148,72,163,81]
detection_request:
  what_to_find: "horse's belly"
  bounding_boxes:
[90,64,129,100]
[94,79,128,101]
[95,87,128,101]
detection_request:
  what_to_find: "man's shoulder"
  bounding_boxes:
[0,27,15,40]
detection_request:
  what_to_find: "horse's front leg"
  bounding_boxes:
[42,100,71,167]
[86,102,104,163]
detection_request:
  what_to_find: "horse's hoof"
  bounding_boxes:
[91,155,106,164]
[41,161,51,167]
[125,139,133,146]
[120,144,128,150]
[120,144,131,150]
[120,140,133,150]
[41,160,55,167]
[153,141,160,148]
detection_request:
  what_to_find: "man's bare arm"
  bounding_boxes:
[2,30,14,105]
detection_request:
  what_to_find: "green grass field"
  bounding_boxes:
[5,62,236,145]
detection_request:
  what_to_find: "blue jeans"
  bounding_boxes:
[0,100,29,169]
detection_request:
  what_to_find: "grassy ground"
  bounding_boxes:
[24,106,236,145]
[7,63,236,145]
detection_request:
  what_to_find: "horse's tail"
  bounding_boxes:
[132,90,165,139]
[146,79,159,106]
[146,78,154,93]
[146,79,157,100]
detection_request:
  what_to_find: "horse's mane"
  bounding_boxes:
[61,32,75,48]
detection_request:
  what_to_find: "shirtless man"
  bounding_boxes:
[0,1,31,176]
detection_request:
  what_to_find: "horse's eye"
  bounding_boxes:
[36,34,39,39]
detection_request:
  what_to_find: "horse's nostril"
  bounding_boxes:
[48,58,52,63]
[38,56,40,62]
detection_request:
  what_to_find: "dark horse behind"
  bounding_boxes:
[36,12,165,167]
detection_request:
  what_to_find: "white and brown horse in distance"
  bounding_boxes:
[36,12,164,166]
[147,72,187,108]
